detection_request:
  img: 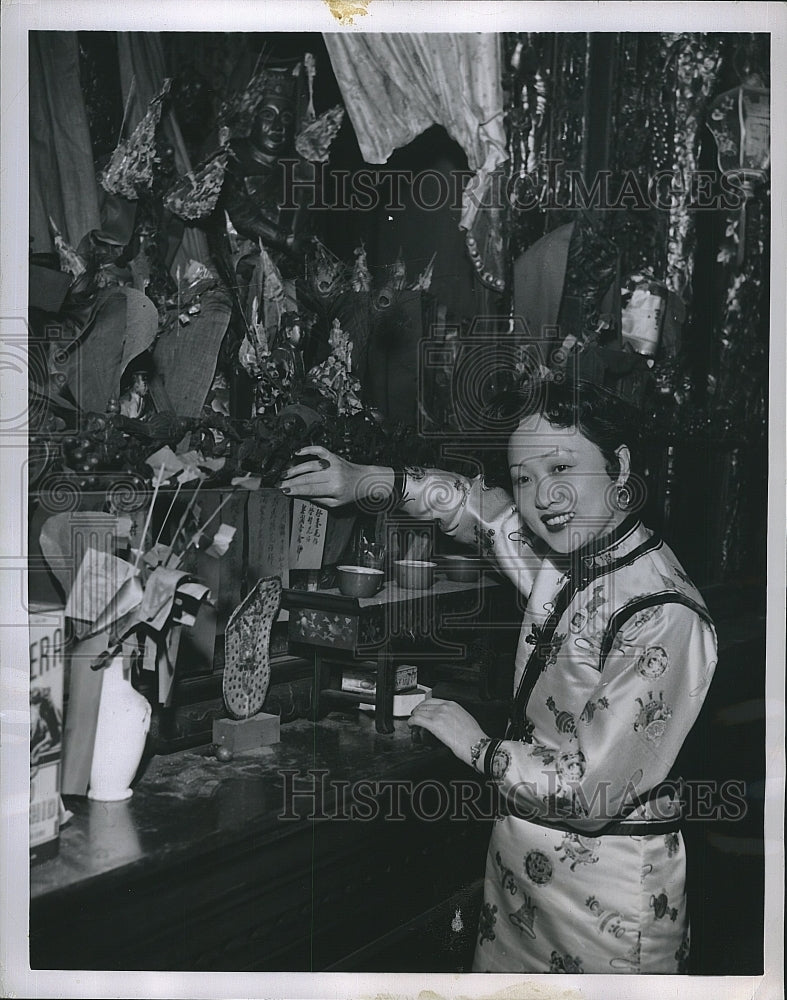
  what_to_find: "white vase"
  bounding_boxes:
[88,655,151,802]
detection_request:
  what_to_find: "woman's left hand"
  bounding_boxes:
[407,698,486,766]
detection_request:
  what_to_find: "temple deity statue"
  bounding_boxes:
[220,67,315,274]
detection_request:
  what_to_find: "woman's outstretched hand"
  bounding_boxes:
[277,445,394,508]
[407,698,486,766]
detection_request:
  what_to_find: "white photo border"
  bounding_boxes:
[1,3,784,999]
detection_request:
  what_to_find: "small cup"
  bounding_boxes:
[336,565,384,598]
[440,554,480,582]
[394,559,437,590]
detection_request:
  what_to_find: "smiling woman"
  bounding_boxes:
[281,374,718,974]
[495,379,639,555]
[507,417,630,554]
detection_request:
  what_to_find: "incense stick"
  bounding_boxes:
[133,463,166,571]
[153,479,184,549]
[250,42,269,81]
[164,479,203,568]
[176,264,182,328]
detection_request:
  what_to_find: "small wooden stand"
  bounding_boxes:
[212,713,280,753]
[283,577,498,734]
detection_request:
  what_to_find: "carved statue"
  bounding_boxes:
[270,310,310,383]
[220,68,315,272]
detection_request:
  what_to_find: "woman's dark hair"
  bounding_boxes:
[480,376,643,487]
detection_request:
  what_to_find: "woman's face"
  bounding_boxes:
[507,414,630,555]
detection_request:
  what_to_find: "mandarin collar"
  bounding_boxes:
[576,512,641,561]
[551,513,643,583]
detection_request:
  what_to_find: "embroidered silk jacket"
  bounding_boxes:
[401,468,718,973]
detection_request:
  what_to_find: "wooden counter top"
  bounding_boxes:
[30,710,494,972]
[29,585,766,974]
[32,712,448,900]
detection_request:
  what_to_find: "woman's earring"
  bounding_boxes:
[617,484,632,510]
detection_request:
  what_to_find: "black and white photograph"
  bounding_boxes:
[1,2,784,998]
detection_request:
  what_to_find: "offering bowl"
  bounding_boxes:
[440,554,481,582]
[394,559,437,590]
[336,565,384,598]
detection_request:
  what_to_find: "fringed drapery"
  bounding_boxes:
[323,33,507,291]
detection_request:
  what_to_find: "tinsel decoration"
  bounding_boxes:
[663,34,723,296]
[608,34,673,279]
[216,63,270,143]
[503,33,551,258]
[295,105,345,162]
[711,190,768,437]
[163,148,229,221]
[643,173,767,579]
[100,79,172,200]
[506,36,548,177]
[712,187,767,581]
[548,33,589,225]
[560,213,619,348]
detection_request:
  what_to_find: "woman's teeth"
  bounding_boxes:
[543,511,575,527]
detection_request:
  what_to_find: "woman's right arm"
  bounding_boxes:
[277,445,394,508]
[279,447,541,597]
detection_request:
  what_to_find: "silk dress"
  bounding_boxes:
[401,468,717,974]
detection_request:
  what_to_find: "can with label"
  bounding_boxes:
[29,603,65,864]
